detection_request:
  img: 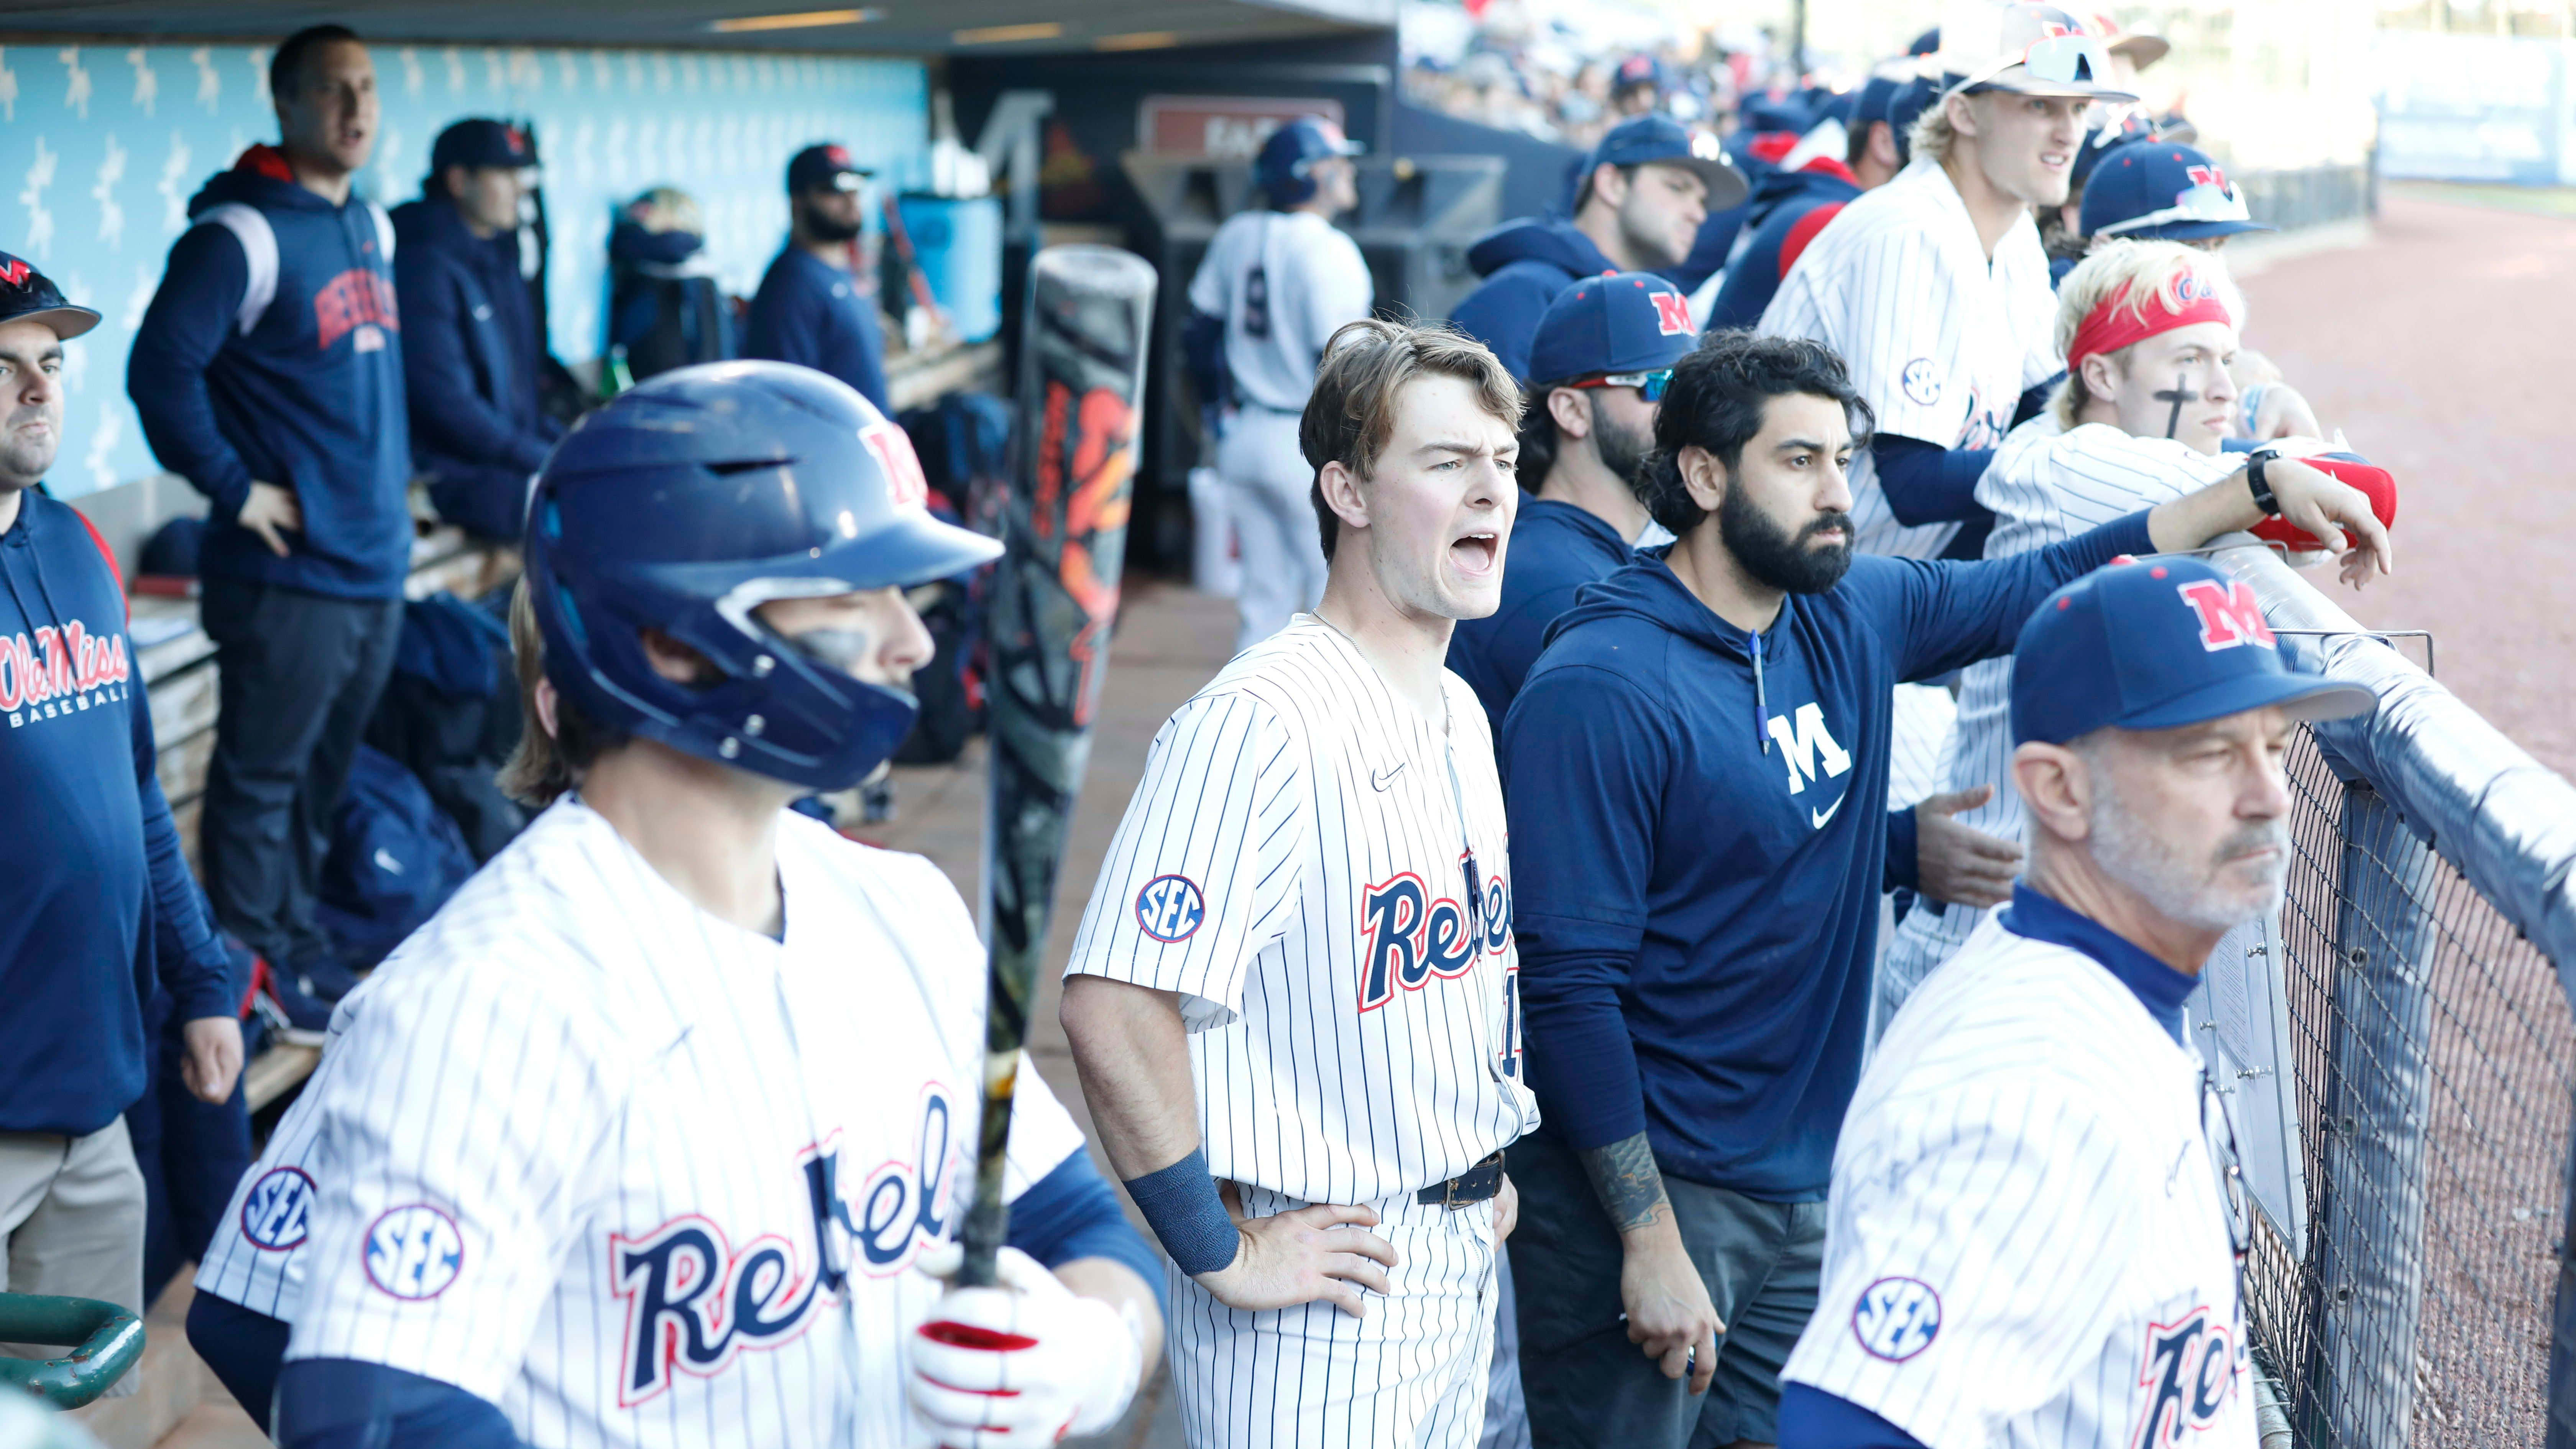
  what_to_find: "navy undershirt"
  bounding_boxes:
[1997,881,2199,1044]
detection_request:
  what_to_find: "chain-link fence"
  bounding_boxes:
[2209,544,2576,1447]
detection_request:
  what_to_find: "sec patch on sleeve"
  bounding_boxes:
[239,1165,315,1251]
[1852,1276,1942,1362]
[364,1203,466,1301]
[1901,359,1942,407]
[1135,874,1207,943]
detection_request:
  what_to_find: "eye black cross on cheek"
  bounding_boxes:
[2155,372,2200,440]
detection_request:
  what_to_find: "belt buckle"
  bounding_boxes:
[1440,1175,1468,1211]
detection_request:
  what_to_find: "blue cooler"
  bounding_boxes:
[896,194,1003,343]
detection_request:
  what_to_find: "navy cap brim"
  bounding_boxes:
[2113,670,2376,735]
[2117,217,2274,240]
[9,304,100,341]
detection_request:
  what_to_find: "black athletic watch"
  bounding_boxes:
[2245,448,2283,516]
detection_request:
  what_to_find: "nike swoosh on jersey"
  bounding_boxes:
[1812,795,1847,830]
[1371,763,1406,791]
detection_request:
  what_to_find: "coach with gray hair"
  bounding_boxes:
[1495,328,2390,1448]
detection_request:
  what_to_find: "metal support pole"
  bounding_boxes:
[2307,782,2436,1446]
[2548,1098,2576,1446]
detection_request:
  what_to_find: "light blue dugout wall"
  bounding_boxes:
[0,40,930,498]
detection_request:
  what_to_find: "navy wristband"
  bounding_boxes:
[1122,1148,1242,1276]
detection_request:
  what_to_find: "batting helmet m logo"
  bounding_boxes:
[2175,580,2275,652]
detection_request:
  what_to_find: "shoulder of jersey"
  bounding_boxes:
[350,803,696,1045]
[1439,667,1497,749]
[1884,923,2173,1090]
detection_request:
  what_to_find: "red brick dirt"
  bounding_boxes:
[2237,192,2576,780]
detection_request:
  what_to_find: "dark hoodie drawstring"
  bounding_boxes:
[1750,627,1769,753]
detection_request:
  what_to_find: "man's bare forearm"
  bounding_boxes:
[1579,1131,1672,1238]
[1057,975,1205,1180]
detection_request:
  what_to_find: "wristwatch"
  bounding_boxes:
[2245,448,2283,516]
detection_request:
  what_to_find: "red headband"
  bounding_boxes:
[2065,274,2233,381]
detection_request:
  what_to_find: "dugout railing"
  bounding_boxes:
[2201,541,2576,1448]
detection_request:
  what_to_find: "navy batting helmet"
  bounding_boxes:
[524,361,1001,791]
[1256,117,1363,206]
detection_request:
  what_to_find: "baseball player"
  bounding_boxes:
[1058,318,1540,1449]
[204,363,1164,1448]
[1880,240,2394,1009]
[2070,140,2328,442]
[1775,554,2376,1449]
[1759,3,2135,561]
[1183,117,1374,650]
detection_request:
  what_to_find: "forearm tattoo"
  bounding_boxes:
[1579,1132,1670,1233]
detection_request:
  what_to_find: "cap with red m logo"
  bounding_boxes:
[0,250,101,340]
[2009,555,2374,746]
[1525,271,1698,388]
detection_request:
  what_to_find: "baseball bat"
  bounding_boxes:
[960,244,1158,1288]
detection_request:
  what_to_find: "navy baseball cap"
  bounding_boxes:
[2068,110,2157,194]
[1614,54,1668,94]
[1527,272,1697,386]
[1852,75,1903,133]
[2082,140,2271,240]
[430,118,536,172]
[1741,97,1810,135]
[1589,115,1750,210]
[1908,26,1942,56]
[787,143,874,196]
[2010,556,2374,747]
[0,251,99,340]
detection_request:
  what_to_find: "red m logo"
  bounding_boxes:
[0,260,28,289]
[2186,164,2226,191]
[2175,580,2275,652]
[1650,291,1692,337]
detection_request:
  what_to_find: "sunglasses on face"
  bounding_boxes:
[1570,368,1673,402]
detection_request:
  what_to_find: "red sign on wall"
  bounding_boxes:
[1137,95,1347,158]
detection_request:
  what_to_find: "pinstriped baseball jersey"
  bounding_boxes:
[1787,914,2256,1449]
[1882,417,2241,1004]
[1065,615,1541,1206]
[276,799,1084,1448]
[195,1015,352,1321]
[1188,210,1374,414]
[1757,160,2063,560]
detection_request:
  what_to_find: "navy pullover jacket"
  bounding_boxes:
[744,245,890,412]
[1709,166,1865,330]
[1499,509,2156,1199]
[1448,495,1635,734]
[1448,220,1621,381]
[390,196,559,538]
[0,492,232,1136]
[130,146,413,600]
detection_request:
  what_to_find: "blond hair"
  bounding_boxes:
[1909,94,1958,166]
[1301,317,1521,562]
[2050,240,2239,429]
[496,580,633,808]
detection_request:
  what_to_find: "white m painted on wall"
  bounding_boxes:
[1767,703,1851,795]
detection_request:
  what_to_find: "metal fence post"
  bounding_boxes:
[2550,1102,2576,1446]
[2307,782,2437,1446]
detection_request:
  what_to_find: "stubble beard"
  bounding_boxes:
[2088,766,2290,936]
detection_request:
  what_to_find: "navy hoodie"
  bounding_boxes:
[130,146,413,600]
[0,492,232,1136]
[1709,164,1866,330]
[744,245,890,413]
[1447,495,1635,734]
[390,195,559,540]
[1448,220,1620,382]
[1498,510,2155,1199]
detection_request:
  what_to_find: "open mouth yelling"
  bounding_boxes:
[1449,529,1499,579]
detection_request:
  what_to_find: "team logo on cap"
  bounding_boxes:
[1852,1276,1942,1362]
[1135,874,1206,943]
[1650,292,1692,336]
[2185,163,2228,192]
[1901,359,1941,406]
[0,260,28,289]
[2175,579,2275,652]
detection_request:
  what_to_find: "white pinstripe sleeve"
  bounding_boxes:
[1784,1082,2147,1449]
[1063,690,1307,1031]
[1829,231,1965,444]
[281,961,627,1401]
